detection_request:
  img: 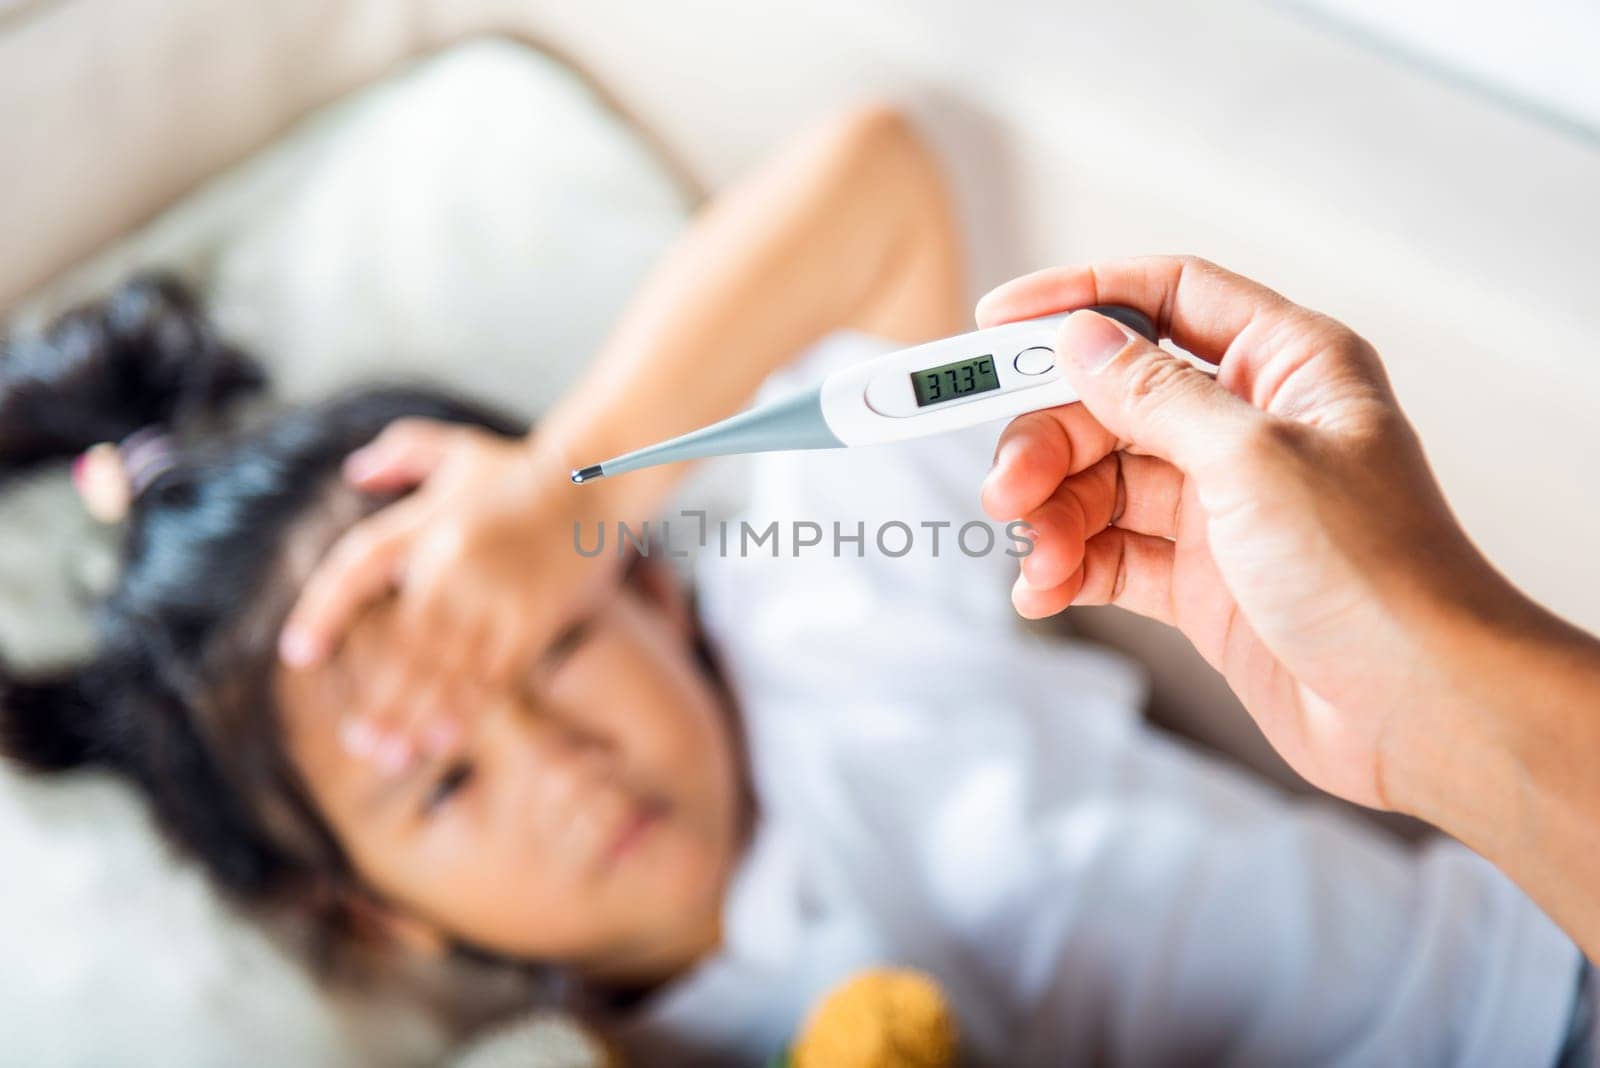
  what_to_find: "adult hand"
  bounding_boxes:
[278,420,626,773]
[977,256,1529,813]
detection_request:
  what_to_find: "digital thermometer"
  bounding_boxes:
[570,306,1157,483]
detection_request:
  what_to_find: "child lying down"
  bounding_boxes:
[0,280,1581,1067]
[1,105,1586,1065]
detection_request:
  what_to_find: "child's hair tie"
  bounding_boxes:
[71,426,179,523]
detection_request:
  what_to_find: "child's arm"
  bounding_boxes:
[539,101,963,515]
[278,104,962,768]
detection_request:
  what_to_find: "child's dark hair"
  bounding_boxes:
[0,276,553,1023]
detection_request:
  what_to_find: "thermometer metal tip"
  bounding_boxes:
[572,387,839,485]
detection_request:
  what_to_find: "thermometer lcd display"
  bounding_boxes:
[911,354,1001,407]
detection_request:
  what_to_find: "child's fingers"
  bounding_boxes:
[337,715,383,762]
[342,656,466,774]
[395,536,491,676]
[399,533,564,687]
[480,604,536,689]
[280,508,417,667]
[388,677,465,769]
[356,609,523,775]
[339,639,421,768]
[344,418,462,492]
[355,590,473,768]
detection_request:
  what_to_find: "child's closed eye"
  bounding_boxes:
[541,618,594,669]
[422,760,475,816]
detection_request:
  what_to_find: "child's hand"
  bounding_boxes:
[279,418,626,774]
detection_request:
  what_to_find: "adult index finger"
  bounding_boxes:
[975,255,1303,370]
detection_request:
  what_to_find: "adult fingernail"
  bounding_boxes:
[279,628,319,668]
[983,439,1026,510]
[1059,311,1132,372]
[985,439,1025,497]
[339,718,379,759]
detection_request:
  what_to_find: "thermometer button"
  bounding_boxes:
[1013,346,1055,376]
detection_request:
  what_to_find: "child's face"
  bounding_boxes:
[274,565,743,982]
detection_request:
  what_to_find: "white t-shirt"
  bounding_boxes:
[616,333,1580,1067]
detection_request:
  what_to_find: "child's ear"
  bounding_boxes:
[339,892,449,957]
[626,554,693,639]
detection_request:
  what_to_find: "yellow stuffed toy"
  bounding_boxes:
[450,968,958,1067]
[781,968,960,1068]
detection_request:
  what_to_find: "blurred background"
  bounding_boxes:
[2,0,1597,1063]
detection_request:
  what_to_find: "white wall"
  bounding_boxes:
[1295,0,1600,137]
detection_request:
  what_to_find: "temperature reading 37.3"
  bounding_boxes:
[911,354,1001,407]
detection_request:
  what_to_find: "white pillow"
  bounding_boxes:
[16,37,690,416]
[1,38,688,1066]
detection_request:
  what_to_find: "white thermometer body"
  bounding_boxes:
[571,307,1155,483]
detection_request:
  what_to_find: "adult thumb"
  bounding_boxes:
[1056,309,1259,473]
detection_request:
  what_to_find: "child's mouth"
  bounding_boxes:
[606,798,666,865]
